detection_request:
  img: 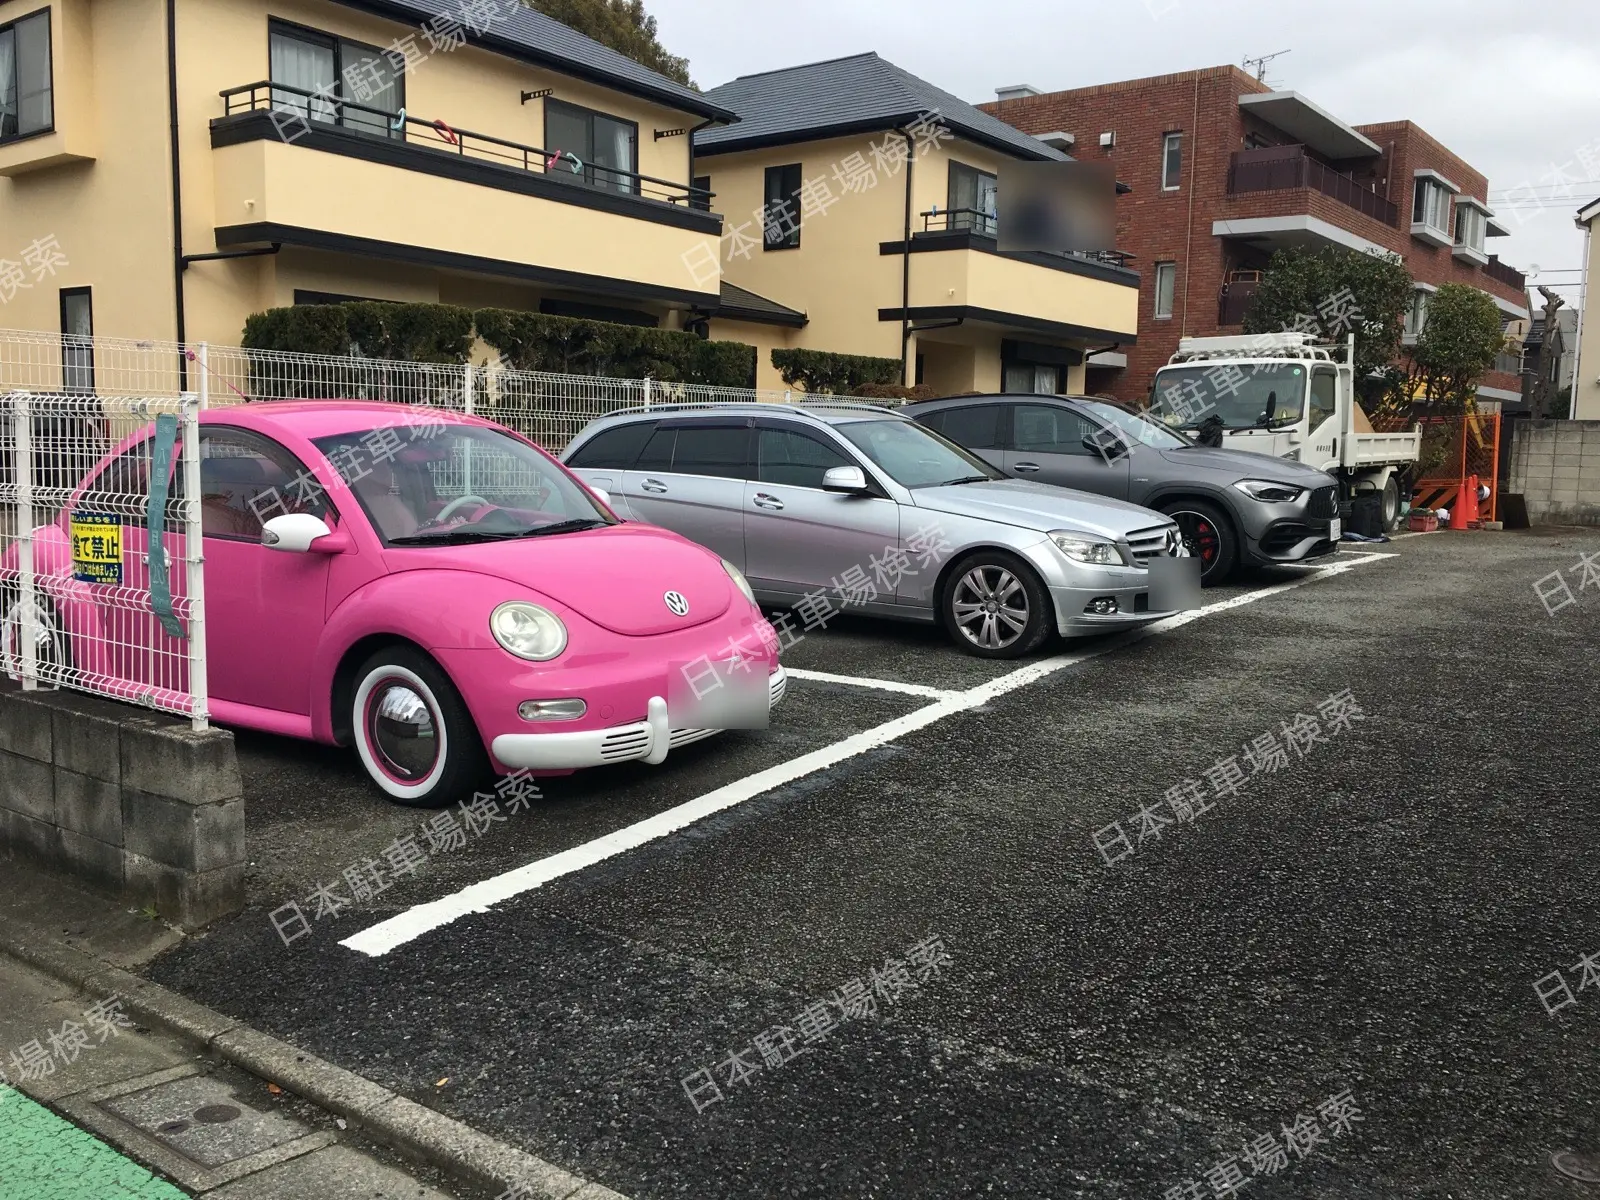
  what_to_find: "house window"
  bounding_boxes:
[1153,261,1177,319]
[1162,132,1182,190]
[1455,205,1486,254]
[762,163,802,250]
[59,286,92,393]
[0,9,53,143]
[1403,289,1430,338]
[691,174,711,212]
[1412,178,1452,237]
[948,161,998,236]
[545,98,638,195]
[269,21,405,140]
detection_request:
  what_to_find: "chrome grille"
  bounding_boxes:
[1127,524,1178,563]
[1308,485,1338,519]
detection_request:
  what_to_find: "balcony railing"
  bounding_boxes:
[218,81,713,210]
[917,208,1135,269]
[1226,146,1399,228]
[1484,255,1526,291]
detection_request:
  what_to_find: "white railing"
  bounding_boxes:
[0,391,206,728]
[0,328,801,454]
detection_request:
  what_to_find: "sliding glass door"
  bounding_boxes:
[268,23,404,140]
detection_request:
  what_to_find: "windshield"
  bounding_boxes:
[1077,400,1191,450]
[314,423,614,545]
[1148,363,1308,431]
[835,419,1002,489]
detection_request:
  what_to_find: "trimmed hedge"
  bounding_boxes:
[474,308,754,386]
[771,347,903,394]
[241,302,756,388]
[850,382,937,403]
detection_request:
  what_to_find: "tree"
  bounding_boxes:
[524,0,694,88]
[1243,247,1414,384]
[1528,286,1567,421]
[1399,283,1507,420]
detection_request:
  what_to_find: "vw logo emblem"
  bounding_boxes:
[664,591,690,617]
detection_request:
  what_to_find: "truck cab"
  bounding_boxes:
[1148,333,1422,530]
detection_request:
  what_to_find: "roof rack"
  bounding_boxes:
[598,399,900,420]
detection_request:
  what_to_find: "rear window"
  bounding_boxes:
[927,405,1004,450]
[566,422,655,469]
[671,426,751,480]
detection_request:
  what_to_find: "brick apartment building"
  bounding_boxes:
[980,66,1530,406]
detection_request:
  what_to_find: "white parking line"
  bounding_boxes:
[341,552,1393,957]
[781,668,962,700]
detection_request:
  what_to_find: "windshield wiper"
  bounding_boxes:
[511,518,610,538]
[388,530,516,546]
[937,475,994,487]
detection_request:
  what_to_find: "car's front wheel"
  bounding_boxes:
[1160,499,1238,585]
[0,588,71,685]
[350,647,488,808]
[941,552,1052,659]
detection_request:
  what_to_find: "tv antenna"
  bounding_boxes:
[1243,49,1291,84]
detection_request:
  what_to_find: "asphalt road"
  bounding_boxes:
[145,530,1600,1199]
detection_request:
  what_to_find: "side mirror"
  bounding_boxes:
[822,465,872,495]
[588,487,613,510]
[262,512,346,554]
[1082,434,1128,459]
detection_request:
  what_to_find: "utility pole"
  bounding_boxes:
[1529,286,1566,421]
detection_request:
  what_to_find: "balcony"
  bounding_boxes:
[208,82,723,307]
[878,210,1140,345]
[1226,146,1398,228]
[916,209,1136,271]
[1485,255,1526,292]
[1218,275,1261,326]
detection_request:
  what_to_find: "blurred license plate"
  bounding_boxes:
[668,661,770,730]
[1329,518,1342,541]
[1148,556,1201,612]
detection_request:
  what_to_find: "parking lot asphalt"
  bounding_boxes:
[144,529,1600,1199]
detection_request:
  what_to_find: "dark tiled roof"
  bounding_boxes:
[717,282,807,327]
[338,0,735,121]
[694,52,1067,161]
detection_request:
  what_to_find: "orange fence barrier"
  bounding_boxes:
[1410,413,1501,524]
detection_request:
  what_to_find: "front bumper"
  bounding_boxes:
[1238,484,1341,565]
[490,667,788,770]
[1049,583,1181,637]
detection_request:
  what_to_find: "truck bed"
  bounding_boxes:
[1345,429,1422,468]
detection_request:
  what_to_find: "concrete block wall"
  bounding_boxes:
[1509,420,1600,526]
[0,684,244,928]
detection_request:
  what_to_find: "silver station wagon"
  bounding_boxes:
[562,404,1187,659]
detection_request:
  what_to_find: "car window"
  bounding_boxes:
[78,445,153,524]
[835,419,1000,489]
[566,421,655,469]
[194,430,332,541]
[756,427,853,488]
[1013,404,1095,456]
[928,405,1004,450]
[1309,369,1337,429]
[671,426,751,480]
[635,426,676,471]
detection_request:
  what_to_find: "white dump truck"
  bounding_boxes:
[1148,332,1421,531]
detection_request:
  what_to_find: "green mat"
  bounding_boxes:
[0,1086,188,1199]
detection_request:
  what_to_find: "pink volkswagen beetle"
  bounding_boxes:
[3,402,786,806]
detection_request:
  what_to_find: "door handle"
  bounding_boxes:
[640,479,668,494]
[752,493,785,511]
[1013,462,1042,473]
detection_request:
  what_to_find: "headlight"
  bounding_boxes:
[722,558,757,605]
[1233,479,1306,503]
[1049,531,1125,565]
[490,602,568,661]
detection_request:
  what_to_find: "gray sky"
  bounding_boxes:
[650,0,1599,315]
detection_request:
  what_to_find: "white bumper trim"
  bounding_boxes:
[491,667,788,771]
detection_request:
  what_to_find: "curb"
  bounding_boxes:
[0,926,626,1200]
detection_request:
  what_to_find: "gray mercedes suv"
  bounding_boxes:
[561,404,1188,659]
[902,393,1341,584]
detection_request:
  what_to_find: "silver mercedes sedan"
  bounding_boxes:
[561,403,1187,659]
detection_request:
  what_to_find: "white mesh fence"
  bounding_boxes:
[0,390,206,725]
[0,328,806,455]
